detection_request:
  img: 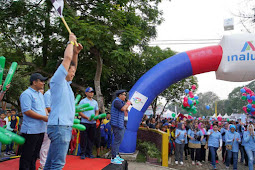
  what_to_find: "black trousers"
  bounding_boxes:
[80,123,96,156]
[222,142,226,161]
[184,143,190,156]
[19,133,44,170]
[201,145,206,161]
[191,148,201,161]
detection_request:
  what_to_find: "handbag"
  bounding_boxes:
[226,134,235,150]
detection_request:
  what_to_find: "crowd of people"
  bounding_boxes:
[141,115,255,170]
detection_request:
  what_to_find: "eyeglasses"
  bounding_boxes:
[121,93,127,96]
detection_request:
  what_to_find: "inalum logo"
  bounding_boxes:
[241,41,255,52]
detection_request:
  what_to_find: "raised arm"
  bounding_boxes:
[62,33,77,72]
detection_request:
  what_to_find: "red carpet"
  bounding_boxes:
[0,155,111,170]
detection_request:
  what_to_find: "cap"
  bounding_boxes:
[163,123,169,126]
[30,73,48,83]
[115,89,127,96]
[85,87,94,92]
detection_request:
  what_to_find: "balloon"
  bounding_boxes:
[218,122,222,126]
[183,96,188,102]
[247,94,251,100]
[188,99,193,105]
[89,114,95,121]
[188,113,192,115]
[194,96,199,100]
[247,104,252,109]
[72,124,86,131]
[0,56,5,85]
[185,89,189,94]
[183,101,189,107]
[241,96,247,100]
[75,94,81,105]
[76,106,94,113]
[206,105,210,110]
[243,106,247,112]
[198,117,201,120]
[218,116,222,121]
[252,96,255,101]
[196,100,199,104]
[0,127,25,145]
[172,113,176,117]
[189,91,194,98]
[210,117,212,121]
[191,85,196,90]
[240,88,246,93]
[94,113,107,120]
[227,118,230,122]
[202,116,205,119]
[73,119,80,124]
[248,99,252,103]
[242,93,247,96]
[247,108,251,112]
[3,62,17,91]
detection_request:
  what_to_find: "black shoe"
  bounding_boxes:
[185,156,188,160]
[80,155,85,159]
[96,155,101,158]
[88,154,95,158]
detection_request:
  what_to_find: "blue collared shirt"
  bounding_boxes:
[44,90,51,108]
[79,97,99,124]
[225,131,241,152]
[188,129,203,144]
[20,87,46,134]
[48,64,75,126]
[243,131,255,151]
[175,129,187,144]
[208,130,222,147]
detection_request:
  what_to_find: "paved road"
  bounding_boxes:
[129,150,252,170]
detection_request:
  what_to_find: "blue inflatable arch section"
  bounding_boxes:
[120,45,223,153]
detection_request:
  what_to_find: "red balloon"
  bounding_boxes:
[189,91,194,98]
[243,106,247,111]
[252,105,255,108]
[183,102,189,107]
[242,93,247,96]
[248,99,252,103]
[218,122,222,126]
[184,96,188,102]
[191,85,196,90]
[218,116,222,121]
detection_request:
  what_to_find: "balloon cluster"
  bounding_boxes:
[182,85,199,114]
[240,87,255,115]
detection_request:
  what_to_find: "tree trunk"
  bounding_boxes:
[151,97,158,118]
[91,47,105,113]
[42,2,51,67]
[161,100,169,115]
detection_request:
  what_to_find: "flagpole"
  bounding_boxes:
[61,17,78,46]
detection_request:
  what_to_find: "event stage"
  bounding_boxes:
[0,155,127,170]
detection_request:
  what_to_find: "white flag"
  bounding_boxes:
[51,0,64,17]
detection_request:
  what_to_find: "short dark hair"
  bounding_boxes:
[11,109,16,112]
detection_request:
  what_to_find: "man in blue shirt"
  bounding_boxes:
[44,33,83,170]
[110,90,131,164]
[78,87,99,159]
[19,73,48,170]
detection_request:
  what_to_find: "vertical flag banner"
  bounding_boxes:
[50,0,78,46]
[3,62,17,91]
[0,56,6,85]
[51,0,64,17]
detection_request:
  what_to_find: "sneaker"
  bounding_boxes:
[192,161,195,165]
[4,152,10,156]
[111,158,122,165]
[116,155,124,162]
[38,166,44,170]
[80,155,85,159]
[175,161,178,165]
[185,156,188,160]
[226,166,229,169]
[196,161,202,166]
[180,161,183,165]
[88,154,95,158]
[216,160,219,163]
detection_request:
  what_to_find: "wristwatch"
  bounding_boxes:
[67,41,75,46]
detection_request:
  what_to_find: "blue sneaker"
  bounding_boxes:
[80,155,85,159]
[111,158,122,165]
[116,155,124,162]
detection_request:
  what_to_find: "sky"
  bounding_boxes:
[150,0,255,100]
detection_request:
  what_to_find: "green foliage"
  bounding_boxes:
[137,139,161,158]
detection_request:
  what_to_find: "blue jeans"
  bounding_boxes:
[111,126,125,158]
[44,125,72,170]
[245,148,255,170]
[226,150,238,170]
[209,146,218,169]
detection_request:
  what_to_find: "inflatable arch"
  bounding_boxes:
[120,34,255,153]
